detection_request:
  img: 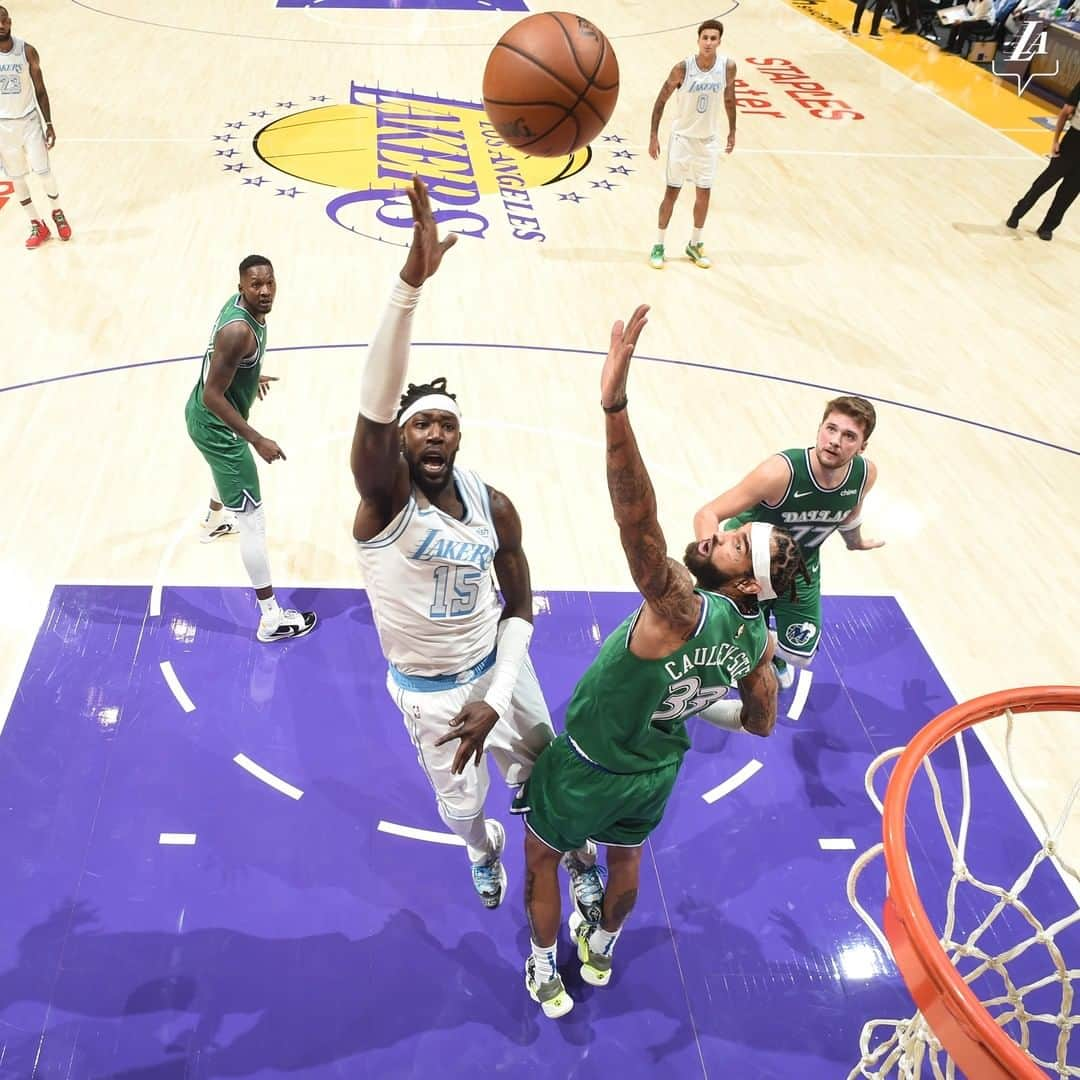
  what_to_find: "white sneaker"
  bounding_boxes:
[471,819,507,909]
[525,957,574,1019]
[256,608,317,643]
[200,516,238,543]
[773,657,795,690]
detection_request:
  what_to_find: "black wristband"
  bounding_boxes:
[602,398,628,414]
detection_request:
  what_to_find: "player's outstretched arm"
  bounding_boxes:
[602,306,699,639]
[693,456,791,542]
[351,177,458,539]
[649,61,685,158]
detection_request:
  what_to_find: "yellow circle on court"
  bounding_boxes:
[254,103,590,192]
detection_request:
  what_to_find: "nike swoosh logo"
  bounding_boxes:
[793,491,812,498]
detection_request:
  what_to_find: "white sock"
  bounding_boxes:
[40,170,59,200]
[439,807,493,863]
[656,228,666,246]
[13,178,38,220]
[590,924,622,958]
[204,504,225,529]
[691,228,703,244]
[531,939,558,984]
[257,595,281,621]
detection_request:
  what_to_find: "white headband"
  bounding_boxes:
[750,521,776,602]
[398,394,462,428]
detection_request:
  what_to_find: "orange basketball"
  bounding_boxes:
[482,12,619,158]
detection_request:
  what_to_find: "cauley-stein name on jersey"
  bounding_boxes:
[663,640,755,684]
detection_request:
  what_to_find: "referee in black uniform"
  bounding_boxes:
[1008,78,1080,241]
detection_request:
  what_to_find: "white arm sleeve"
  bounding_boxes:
[358,276,423,424]
[697,700,745,732]
[483,617,534,719]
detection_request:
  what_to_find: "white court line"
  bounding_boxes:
[819,838,857,851]
[159,661,196,713]
[377,820,466,846]
[233,753,304,800]
[788,669,814,721]
[737,148,1030,161]
[702,760,763,804]
[66,137,209,143]
[159,833,197,845]
[150,518,191,618]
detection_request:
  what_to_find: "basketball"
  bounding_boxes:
[482,12,619,158]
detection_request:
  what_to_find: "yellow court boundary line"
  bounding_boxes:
[782,0,1060,154]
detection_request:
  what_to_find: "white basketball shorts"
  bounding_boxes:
[665,133,721,190]
[0,112,49,179]
[386,649,555,823]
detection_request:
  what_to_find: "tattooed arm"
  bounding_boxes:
[649,61,685,159]
[601,306,701,640]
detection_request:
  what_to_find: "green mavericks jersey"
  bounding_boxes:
[185,294,267,426]
[729,447,867,570]
[565,591,769,773]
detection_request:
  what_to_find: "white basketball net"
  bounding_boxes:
[847,708,1080,1079]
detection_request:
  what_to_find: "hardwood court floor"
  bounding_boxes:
[2,0,1078,938]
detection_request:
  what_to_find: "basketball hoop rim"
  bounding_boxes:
[881,684,1080,1080]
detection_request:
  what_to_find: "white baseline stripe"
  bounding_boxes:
[819,838,857,851]
[159,661,195,713]
[233,753,304,800]
[788,669,814,721]
[159,833,197,845]
[702,760,763,804]
[377,820,467,846]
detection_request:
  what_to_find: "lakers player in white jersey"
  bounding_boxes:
[0,7,72,249]
[647,19,735,271]
[352,179,601,913]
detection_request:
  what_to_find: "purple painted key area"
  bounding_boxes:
[1,587,1075,1078]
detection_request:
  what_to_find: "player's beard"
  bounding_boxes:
[682,541,738,592]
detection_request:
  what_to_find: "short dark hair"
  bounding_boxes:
[239,254,273,277]
[396,376,458,422]
[822,395,876,441]
[698,19,724,37]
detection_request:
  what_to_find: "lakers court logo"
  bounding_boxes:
[210,82,632,246]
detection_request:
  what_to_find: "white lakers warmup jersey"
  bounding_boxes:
[671,52,729,140]
[356,465,503,676]
[0,39,37,122]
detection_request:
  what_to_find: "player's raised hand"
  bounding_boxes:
[400,176,458,288]
[601,304,650,412]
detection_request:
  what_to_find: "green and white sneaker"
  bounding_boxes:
[685,242,712,268]
[772,657,795,691]
[649,243,666,269]
[525,957,574,1018]
[569,910,613,987]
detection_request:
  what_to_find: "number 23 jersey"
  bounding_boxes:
[356,466,502,677]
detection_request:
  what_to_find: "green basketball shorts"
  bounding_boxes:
[185,402,261,511]
[514,733,681,851]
